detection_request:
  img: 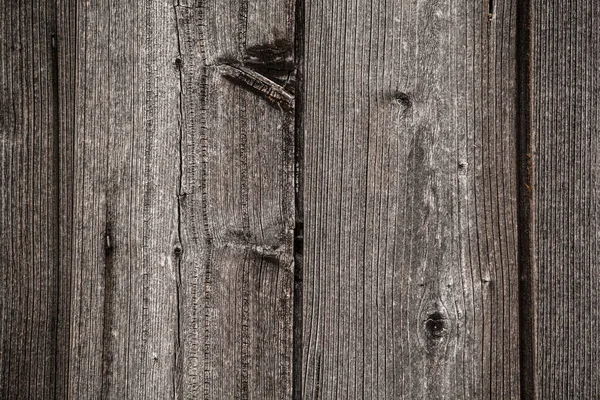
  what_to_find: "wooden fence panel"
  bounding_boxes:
[533,2,600,398]
[175,1,296,399]
[6,0,600,399]
[56,1,181,398]
[302,0,521,398]
[0,3,59,398]
[53,0,297,398]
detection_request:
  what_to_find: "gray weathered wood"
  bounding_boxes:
[175,0,296,398]
[302,0,521,398]
[55,1,181,397]
[12,0,600,398]
[533,1,600,398]
[3,0,297,398]
[0,3,59,398]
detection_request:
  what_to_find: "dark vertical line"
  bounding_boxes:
[100,218,115,400]
[50,0,61,398]
[292,0,304,398]
[515,0,537,398]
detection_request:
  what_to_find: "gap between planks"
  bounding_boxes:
[515,0,537,398]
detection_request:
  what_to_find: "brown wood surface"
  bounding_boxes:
[301,0,521,398]
[533,1,600,398]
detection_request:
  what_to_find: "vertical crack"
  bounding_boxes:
[173,3,184,398]
[292,0,304,399]
[100,217,115,400]
[515,0,537,398]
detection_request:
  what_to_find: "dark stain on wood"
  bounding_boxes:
[244,39,295,71]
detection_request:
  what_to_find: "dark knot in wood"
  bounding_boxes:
[173,244,183,258]
[424,311,450,338]
[392,91,412,111]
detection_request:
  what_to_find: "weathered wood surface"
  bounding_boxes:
[0,3,59,398]
[533,1,600,398]
[302,0,521,398]
[175,0,295,398]
[2,0,295,399]
[55,1,181,398]
[5,0,600,398]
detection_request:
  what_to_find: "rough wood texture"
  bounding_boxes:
[0,3,59,398]
[2,0,296,398]
[55,0,181,398]
[533,1,600,398]
[302,0,521,398]
[7,0,600,398]
[175,0,295,399]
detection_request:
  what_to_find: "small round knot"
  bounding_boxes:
[424,311,450,338]
[174,57,182,69]
[173,244,183,258]
[391,91,412,111]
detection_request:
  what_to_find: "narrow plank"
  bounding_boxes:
[302,0,520,398]
[0,3,59,398]
[174,0,295,398]
[56,1,181,397]
[533,1,600,398]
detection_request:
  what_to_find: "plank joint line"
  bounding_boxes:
[516,0,537,398]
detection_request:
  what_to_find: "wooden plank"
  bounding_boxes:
[55,1,181,397]
[302,0,521,398]
[533,1,600,398]
[0,2,59,398]
[174,0,296,398]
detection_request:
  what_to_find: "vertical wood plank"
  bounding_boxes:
[57,0,181,397]
[0,2,59,398]
[533,1,600,398]
[175,0,296,398]
[302,0,521,398]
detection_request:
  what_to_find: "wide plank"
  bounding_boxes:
[175,0,296,398]
[302,0,521,398]
[56,1,181,397]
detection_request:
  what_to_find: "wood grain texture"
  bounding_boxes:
[0,2,59,398]
[533,1,600,398]
[175,0,296,398]
[11,0,600,397]
[302,0,521,398]
[2,0,296,398]
[56,0,181,397]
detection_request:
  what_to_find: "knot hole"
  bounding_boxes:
[424,311,450,339]
[392,91,412,112]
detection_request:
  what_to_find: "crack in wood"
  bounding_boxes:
[101,217,115,400]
